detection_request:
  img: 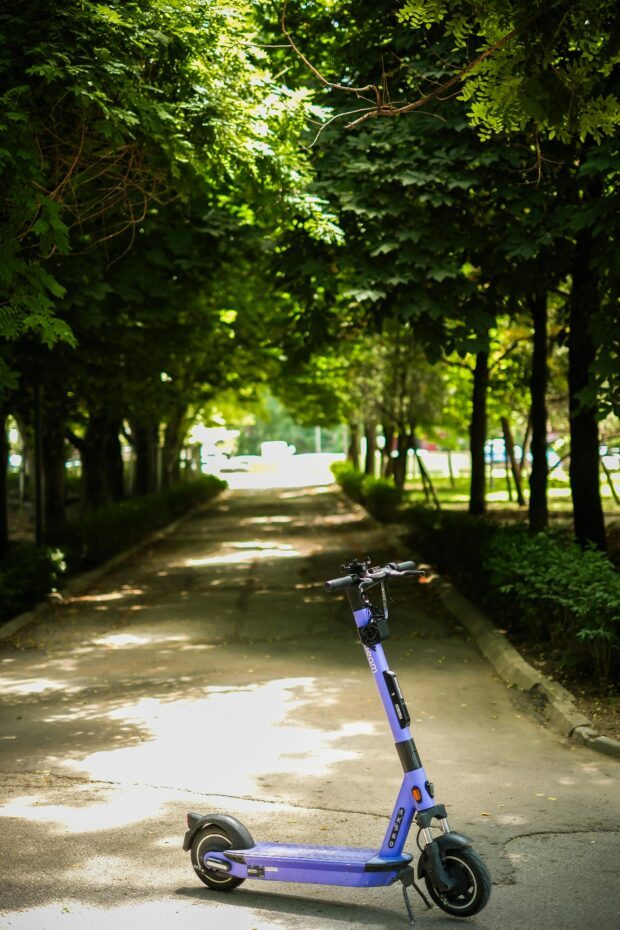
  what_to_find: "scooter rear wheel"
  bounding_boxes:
[424,847,491,917]
[191,826,245,891]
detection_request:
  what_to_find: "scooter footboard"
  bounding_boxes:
[218,842,413,888]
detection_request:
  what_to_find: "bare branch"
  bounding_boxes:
[281,1,382,107]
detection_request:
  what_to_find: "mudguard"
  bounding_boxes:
[183,811,255,853]
[416,832,472,883]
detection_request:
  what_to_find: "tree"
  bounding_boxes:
[0,0,313,365]
[0,0,338,549]
[276,0,619,547]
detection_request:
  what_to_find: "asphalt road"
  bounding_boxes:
[0,485,619,930]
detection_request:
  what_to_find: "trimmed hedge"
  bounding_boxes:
[0,475,227,624]
[0,543,66,622]
[405,505,620,684]
[62,475,227,569]
[331,462,403,522]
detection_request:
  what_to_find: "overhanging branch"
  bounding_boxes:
[281,3,539,130]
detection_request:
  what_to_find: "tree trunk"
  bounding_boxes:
[447,449,455,488]
[518,412,532,479]
[392,432,408,490]
[600,454,620,505]
[132,421,159,496]
[14,414,33,504]
[501,417,525,506]
[414,446,441,510]
[163,423,182,488]
[0,413,8,556]
[81,415,124,509]
[347,422,361,470]
[42,415,67,543]
[568,233,606,551]
[528,293,549,531]
[34,383,44,544]
[382,426,394,477]
[469,350,489,516]
[364,422,377,476]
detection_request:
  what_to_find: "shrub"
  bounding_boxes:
[330,461,365,502]
[62,475,227,569]
[0,543,66,622]
[484,530,620,682]
[404,508,620,684]
[331,462,403,522]
[405,505,500,585]
[362,476,403,522]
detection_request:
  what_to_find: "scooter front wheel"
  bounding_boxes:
[191,826,244,892]
[424,847,491,917]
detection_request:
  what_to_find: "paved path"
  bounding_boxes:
[0,486,619,930]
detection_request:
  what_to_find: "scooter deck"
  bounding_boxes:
[224,842,413,887]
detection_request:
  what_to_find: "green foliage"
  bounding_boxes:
[62,475,226,568]
[331,462,403,521]
[0,0,323,373]
[0,544,66,622]
[405,508,620,682]
[398,1,620,143]
[331,461,365,502]
[485,530,620,680]
[362,476,403,522]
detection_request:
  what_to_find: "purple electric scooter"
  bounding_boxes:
[183,557,491,923]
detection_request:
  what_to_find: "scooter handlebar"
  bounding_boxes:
[324,574,356,592]
[325,560,423,592]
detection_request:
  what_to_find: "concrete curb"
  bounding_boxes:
[427,574,620,760]
[0,494,226,644]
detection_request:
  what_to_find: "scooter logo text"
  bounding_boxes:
[364,645,378,674]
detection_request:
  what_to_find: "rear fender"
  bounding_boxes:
[183,812,255,853]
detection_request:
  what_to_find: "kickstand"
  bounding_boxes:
[400,867,433,925]
[402,882,416,926]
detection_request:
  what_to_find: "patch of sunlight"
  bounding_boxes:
[91,634,149,648]
[185,547,299,567]
[547,487,572,499]
[232,541,294,550]
[0,783,165,833]
[0,676,67,695]
[0,900,284,930]
[486,491,512,502]
[74,587,144,603]
[245,516,294,524]
[91,633,190,649]
[52,678,375,795]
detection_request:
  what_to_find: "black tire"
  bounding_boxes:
[190,826,245,892]
[424,847,491,917]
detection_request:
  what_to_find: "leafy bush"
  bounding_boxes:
[485,530,620,682]
[0,476,226,626]
[331,462,403,521]
[331,461,365,502]
[362,476,403,522]
[0,543,66,622]
[62,475,227,569]
[405,508,620,684]
[405,505,499,584]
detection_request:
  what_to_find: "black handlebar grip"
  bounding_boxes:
[324,574,356,592]
[394,560,416,572]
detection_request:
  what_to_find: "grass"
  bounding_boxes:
[404,470,620,516]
